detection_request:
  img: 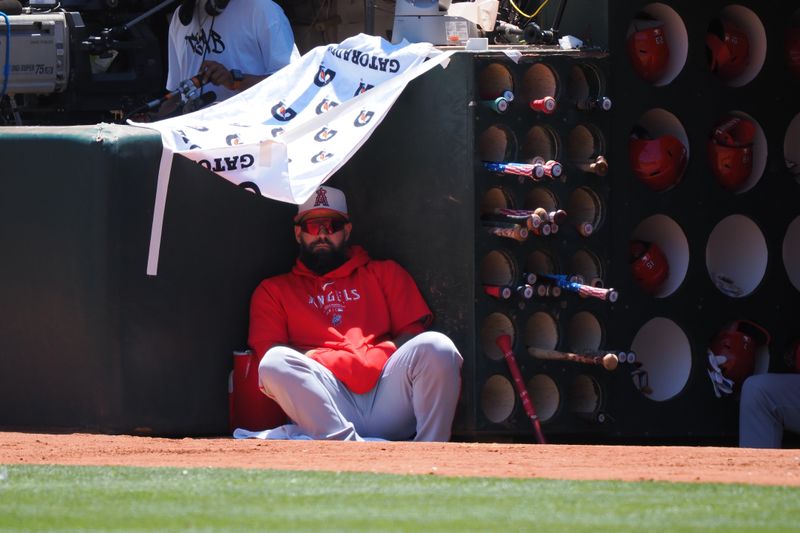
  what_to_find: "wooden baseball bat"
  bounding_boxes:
[528,346,619,371]
[496,335,546,444]
[484,222,529,242]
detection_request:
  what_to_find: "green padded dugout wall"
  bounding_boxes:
[0,124,297,436]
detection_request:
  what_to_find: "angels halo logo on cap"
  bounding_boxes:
[295,186,348,222]
[313,188,330,207]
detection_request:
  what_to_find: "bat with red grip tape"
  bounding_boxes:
[575,283,617,302]
[495,334,546,444]
[528,346,619,371]
[530,96,556,114]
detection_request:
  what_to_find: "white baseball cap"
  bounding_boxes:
[295,186,349,222]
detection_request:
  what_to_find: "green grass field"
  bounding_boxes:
[0,465,798,532]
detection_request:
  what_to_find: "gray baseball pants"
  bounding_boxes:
[257,331,463,441]
[739,373,800,448]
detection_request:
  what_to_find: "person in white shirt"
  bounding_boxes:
[164,0,299,112]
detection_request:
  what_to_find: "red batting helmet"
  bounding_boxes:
[707,19,750,81]
[627,21,670,83]
[785,26,800,79]
[629,126,688,192]
[629,240,669,293]
[709,320,770,391]
[707,116,755,191]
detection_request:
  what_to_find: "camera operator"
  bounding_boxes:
[159,0,298,116]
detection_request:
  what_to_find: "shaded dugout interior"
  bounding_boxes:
[1,0,799,444]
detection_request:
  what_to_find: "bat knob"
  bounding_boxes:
[602,353,619,371]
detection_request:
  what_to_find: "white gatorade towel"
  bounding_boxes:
[132,34,452,275]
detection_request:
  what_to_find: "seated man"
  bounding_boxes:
[248,186,463,441]
[739,373,800,448]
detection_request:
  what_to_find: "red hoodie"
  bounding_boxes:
[248,245,432,394]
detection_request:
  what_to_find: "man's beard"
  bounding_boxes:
[299,238,349,275]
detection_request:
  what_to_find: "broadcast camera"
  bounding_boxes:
[0,0,169,125]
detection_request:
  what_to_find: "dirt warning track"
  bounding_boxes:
[2,432,800,486]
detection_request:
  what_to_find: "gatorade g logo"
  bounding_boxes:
[271,127,285,138]
[315,98,339,115]
[271,101,297,122]
[314,127,338,142]
[225,133,242,146]
[354,81,374,96]
[311,151,333,163]
[238,181,261,195]
[314,66,337,87]
[176,129,201,149]
[354,110,374,127]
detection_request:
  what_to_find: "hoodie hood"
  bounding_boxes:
[292,245,370,279]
